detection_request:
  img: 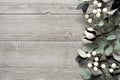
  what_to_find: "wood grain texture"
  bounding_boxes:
[0,41,83,80]
[0,0,84,80]
[0,41,83,68]
[0,15,88,41]
[0,0,80,14]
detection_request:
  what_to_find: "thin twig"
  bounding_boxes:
[96,25,119,37]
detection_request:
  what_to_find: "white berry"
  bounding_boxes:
[111,63,117,69]
[92,51,97,56]
[94,62,99,66]
[102,8,108,13]
[94,57,99,61]
[97,8,102,13]
[101,64,106,69]
[109,68,114,73]
[93,0,98,5]
[93,67,98,71]
[93,9,97,14]
[102,0,110,2]
[96,13,101,18]
[98,21,104,27]
[87,18,92,23]
[85,14,89,19]
[97,3,102,7]
[87,53,91,58]
[88,63,93,68]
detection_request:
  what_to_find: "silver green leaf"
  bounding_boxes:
[81,69,92,80]
[114,40,120,51]
[107,9,117,15]
[107,35,116,40]
[95,39,107,54]
[83,44,97,52]
[112,53,120,62]
[104,45,113,56]
[77,49,87,58]
[92,69,102,76]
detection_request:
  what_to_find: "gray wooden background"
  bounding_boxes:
[0,0,87,80]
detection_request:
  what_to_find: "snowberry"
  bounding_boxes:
[98,21,104,27]
[93,0,98,5]
[93,9,97,14]
[101,64,106,69]
[109,68,114,73]
[88,63,93,68]
[94,62,99,66]
[92,51,97,56]
[97,8,102,13]
[87,18,92,23]
[85,14,89,19]
[96,13,101,18]
[111,63,117,69]
[87,53,91,58]
[102,8,108,13]
[102,0,110,2]
[97,3,102,7]
[94,57,99,61]
[93,67,98,71]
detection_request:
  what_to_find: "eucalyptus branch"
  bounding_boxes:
[96,25,119,37]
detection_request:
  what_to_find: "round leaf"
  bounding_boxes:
[81,69,92,80]
[78,49,87,58]
[92,69,102,76]
[107,35,116,40]
[105,46,113,56]
[114,40,120,51]
[112,53,120,62]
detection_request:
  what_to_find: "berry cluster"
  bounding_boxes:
[87,51,119,73]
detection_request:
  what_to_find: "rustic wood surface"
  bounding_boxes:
[0,0,85,80]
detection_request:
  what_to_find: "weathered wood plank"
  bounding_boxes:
[0,0,78,4]
[0,15,88,41]
[0,41,83,80]
[0,0,80,14]
[0,41,82,68]
[0,67,82,80]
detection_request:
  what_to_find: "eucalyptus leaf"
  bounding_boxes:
[105,45,113,56]
[112,53,120,62]
[107,35,117,40]
[92,69,102,76]
[81,69,92,80]
[83,44,97,52]
[95,39,107,54]
[114,40,120,51]
[100,55,107,61]
[78,49,87,58]
[82,3,89,13]
[76,55,88,65]
[107,9,118,15]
